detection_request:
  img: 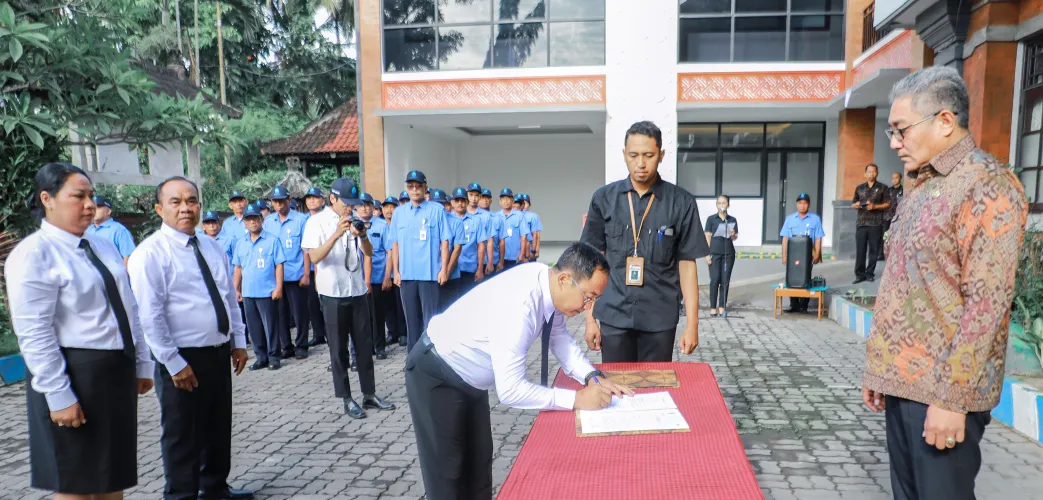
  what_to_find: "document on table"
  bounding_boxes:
[578,392,690,435]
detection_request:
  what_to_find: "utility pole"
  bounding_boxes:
[193,0,200,87]
[217,0,231,175]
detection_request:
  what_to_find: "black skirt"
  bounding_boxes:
[26,348,138,494]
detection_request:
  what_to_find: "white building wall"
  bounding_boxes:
[822,119,839,249]
[695,199,765,248]
[604,1,678,183]
[383,122,458,197]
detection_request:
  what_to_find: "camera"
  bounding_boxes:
[350,217,369,234]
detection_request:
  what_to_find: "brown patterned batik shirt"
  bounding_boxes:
[862,136,1028,413]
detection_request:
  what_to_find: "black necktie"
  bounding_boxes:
[540,314,553,387]
[79,240,135,359]
[188,236,230,335]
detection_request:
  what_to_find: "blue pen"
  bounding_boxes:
[592,376,600,385]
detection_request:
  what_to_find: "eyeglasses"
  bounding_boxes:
[884,111,952,142]
[571,278,597,304]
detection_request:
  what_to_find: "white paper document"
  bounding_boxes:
[578,392,690,435]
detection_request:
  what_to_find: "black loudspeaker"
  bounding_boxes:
[786,236,813,289]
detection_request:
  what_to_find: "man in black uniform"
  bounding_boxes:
[580,121,710,362]
[882,171,903,235]
[851,164,891,283]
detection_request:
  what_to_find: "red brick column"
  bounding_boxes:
[836,108,877,199]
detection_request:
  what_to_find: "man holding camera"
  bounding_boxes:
[851,164,891,284]
[302,178,395,419]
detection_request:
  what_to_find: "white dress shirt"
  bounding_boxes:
[128,223,246,376]
[5,221,153,411]
[301,206,367,298]
[427,263,596,411]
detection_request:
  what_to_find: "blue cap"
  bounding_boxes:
[202,210,221,222]
[243,203,263,218]
[372,199,381,209]
[383,196,398,206]
[466,182,482,193]
[500,188,513,198]
[255,200,270,210]
[480,188,492,197]
[796,192,811,202]
[513,194,523,203]
[305,186,324,198]
[93,195,112,209]
[271,185,290,200]
[430,189,448,204]
[290,199,299,210]
[330,178,362,205]
[229,191,246,201]
[406,170,427,184]
[522,193,531,202]
[360,192,375,203]
[399,190,409,200]
[451,187,468,200]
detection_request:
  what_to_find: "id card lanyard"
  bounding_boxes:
[625,192,654,286]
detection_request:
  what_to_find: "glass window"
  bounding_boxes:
[679,18,731,63]
[384,0,435,25]
[678,151,718,198]
[789,15,843,61]
[680,0,731,14]
[438,26,493,70]
[766,123,825,147]
[721,124,764,147]
[678,124,719,148]
[495,0,546,20]
[384,28,437,72]
[492,23,548,68]
[440,0,492,23]
[733,17,786,62]
[550,22,605,66]
[550,0,605,20]
[1026,98,1043,132]
[721,152,763,196]
[791,0,843,11]
[1020,133,1041,168]
[1020,168,1039,204]
[735,0,786,12]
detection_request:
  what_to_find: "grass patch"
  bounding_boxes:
[0,333,18,357]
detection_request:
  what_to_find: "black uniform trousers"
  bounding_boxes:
[708,253,736,309]
[320,294,376,398]
[405,337,492,500]
[855,225,883,280]
[237,301,249,345]
[275,281,309,355]
[155,343,233,500]
[790,262,816,312]
[388,286,407,343]
[368,284,390,353]
[400,280,440,351]
[243,297,278,364]
[440,279,459,313]
[599,322,675,362]
[886,396,990,500]
[305,270,327,343]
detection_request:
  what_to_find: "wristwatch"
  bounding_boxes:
[584,369,607,385]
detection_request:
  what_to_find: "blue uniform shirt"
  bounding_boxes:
[779,212,826,240]
[523,210,542,249]
[220,214,249,242]
[197,229,235,277]
[232,232,286,299]
[366,217,391,284]
[478,207,504,264]
[262,210,308,282]
[389,201,450,281]
[499,210,531,262]
[445,214,465,279]
[86,219,136,257]
[451,212,481,274]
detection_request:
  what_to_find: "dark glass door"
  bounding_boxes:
[763,150,823,243]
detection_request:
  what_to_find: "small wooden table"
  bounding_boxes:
[773,285,828,320]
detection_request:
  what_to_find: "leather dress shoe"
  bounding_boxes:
[867,276,876,282]
[279,350,294,360]
[199,486,254,499]
[307,338,327,347]
[375,350,387,360]
[398,338,407,347]
[853,277,866,284]
[344,398,366,419]
[295,349,308,360]
[363,394,395,411]
[248,361,268,371]
[269,359,281,370]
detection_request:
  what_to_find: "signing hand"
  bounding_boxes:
[924,404,966,450]
[172,365,199,391]
[573,383,613,410]
[51,402,87,428]
[137,378,154,395]
[231,348,248,375]
[679,324,699,355]
[862,387,885,412]
[588,378,635,398]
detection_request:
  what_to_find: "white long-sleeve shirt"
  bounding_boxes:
[427,263,596,411]
[128,223,246,376]
[5,221,153,411]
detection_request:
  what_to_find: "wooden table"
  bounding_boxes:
[773,285,827,320]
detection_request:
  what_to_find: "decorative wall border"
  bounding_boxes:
[852,30,914,87]
[677,71,845,102]
[382,75,607,110]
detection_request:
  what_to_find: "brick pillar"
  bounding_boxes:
[963,41,1016,164]
[357,0,387,196]
[832,107,876,259]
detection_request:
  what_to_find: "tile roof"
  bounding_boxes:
[260,99,359,156]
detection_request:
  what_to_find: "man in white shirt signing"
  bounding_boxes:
[406,242,633,500]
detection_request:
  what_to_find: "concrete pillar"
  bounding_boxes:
[358,0,387,197]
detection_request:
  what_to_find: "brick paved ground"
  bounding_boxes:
[2,309,1043,499]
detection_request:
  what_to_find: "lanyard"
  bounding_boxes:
[627,192,655,257]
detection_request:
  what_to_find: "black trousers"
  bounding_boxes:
[400,280,440,352]
[855,225,883,279]
[389,286,407,342]
[368,284,390,353]
[155,343,233,500]
[456,272,476,302]
[305,271,327,343]
[320,294,375,398]
[243,297,278,364]
[600,323,675,362]
[237,301,249,344]
[790,262,816,311]
[275,281,309,354]
[440,278,461,313]
[405,338,492,500]
[708,253,735,309]
[886,396,990,500]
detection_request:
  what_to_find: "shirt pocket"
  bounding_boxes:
[606,221,628,263]
[653,231,677,265]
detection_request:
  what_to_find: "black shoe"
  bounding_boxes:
[199,486,254,499]
[344,398,366,419]
[785,307,803,314]
[248,360,268,371]
[385,335,394,345]
[295,349,308,360]
[398,337,407,347]
[363,394,395,411]
[307,338,327,347]
[269,359,281,370]
[351,364,358,372]
[853,277,866,284]
[867,276,876,282]
[375,350,387,360]
[279,350,294,360]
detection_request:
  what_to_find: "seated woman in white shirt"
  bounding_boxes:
[5,163,154,500]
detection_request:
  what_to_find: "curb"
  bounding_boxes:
[828,295,873,339]
[0,353,26,385]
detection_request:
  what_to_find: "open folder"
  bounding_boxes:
[576,392,690,437]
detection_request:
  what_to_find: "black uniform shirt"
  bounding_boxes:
[853,182,890,227]
[704,213,738,256]
[580,175,710,331]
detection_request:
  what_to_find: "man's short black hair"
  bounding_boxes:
[865,163,879,172]
[624,121,663,150]
[553,242,609,281]
[155,176,199,204]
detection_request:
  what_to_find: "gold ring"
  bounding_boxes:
[945,437,956,447]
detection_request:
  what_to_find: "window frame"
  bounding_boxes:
[1018,35,1043,213]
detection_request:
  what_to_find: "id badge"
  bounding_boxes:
[256,258,265,269]
[507,228,513,237]
[625,256,644,286]
[284,238,293,249]
[419,226,427,241]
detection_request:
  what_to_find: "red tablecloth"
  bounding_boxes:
[496,362,763,500]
